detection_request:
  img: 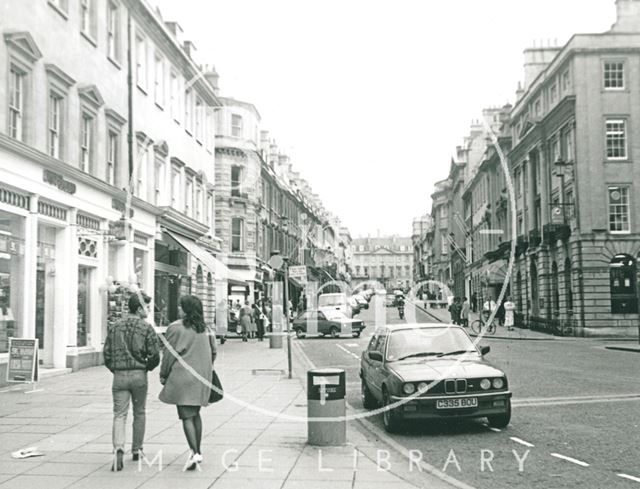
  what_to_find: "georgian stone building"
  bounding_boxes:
[351,236,413,291]
[0,0,220,382]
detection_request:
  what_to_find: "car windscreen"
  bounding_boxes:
[324,310,347,321]
[386,328,476,361]
[318,295,346,307]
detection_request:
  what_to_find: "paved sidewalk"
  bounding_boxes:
[411,302,558,340]
[0,338,441,489]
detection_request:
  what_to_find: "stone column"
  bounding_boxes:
[21,195,38,339]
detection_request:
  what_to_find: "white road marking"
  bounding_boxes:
[618,474,640,483]
[550,453,590,467]
[510,437,535,448]
[346,343,359,347]
[336,344,360,360]
[482,423,501,432]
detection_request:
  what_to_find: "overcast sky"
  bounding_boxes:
[152,0,614,238]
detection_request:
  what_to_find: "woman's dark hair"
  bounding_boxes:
[180,295,206,333]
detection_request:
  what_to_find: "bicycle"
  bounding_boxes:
[470,314,497,335]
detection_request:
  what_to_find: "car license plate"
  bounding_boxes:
[436,398,478,409]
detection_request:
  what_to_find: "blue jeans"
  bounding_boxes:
[112,370,148,453]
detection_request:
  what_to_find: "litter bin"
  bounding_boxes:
[307,368,346,446]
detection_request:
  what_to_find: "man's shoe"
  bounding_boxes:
[132,450,144,462]
[111,449,124,471]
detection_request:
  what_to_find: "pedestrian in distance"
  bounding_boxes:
[504,296,516,331]
[159,295,217,471]
[239,300,253,342]
[103,292,160,471]
[483,296,497,323]
[252,303,262,341]
[496,299,506,327]
[460,297,470,328]
[471,292,478,313]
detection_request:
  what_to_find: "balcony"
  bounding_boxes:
[528,229,541,248]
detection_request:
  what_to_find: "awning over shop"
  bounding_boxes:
[164,230,247,285]
[483,260,508,284]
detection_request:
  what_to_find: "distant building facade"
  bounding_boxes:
[351,236,413,291]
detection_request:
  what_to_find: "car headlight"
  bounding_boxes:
[417,382,429,393]
[480,378,491,390]
[403,383,416,395]
[492,378,505,389]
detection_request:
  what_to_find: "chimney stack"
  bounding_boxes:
[164,21,184,42]
[523,45,561,89]
[183,40,197,60]
[611,0,640,32]
[204,65,220,96]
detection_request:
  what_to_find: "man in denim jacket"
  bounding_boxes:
[104,292,160,470]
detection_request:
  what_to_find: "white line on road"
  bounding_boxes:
[346,343,359,347]
[550,453,590,467]
[513,393,640,408]
[481,423,501,432]
[336,344,360,360]
[618,474,640,483]
[510,437,535,448]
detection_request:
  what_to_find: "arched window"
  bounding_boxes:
[610,254,638,313]
[564,258,573,313]
[552,261,559,314]
[530,259,539,316]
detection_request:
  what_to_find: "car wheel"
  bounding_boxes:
[487,400,511,429]
[352,331,361,338]
[361,377,377,409]
[330,327,340,338]
[295,329,305,339]
[382,388,402,433]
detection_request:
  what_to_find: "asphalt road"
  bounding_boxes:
[295,295,640,489]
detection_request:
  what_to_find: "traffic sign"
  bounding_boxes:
[268,255,284,270]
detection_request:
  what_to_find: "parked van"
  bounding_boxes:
[318,292,352,318]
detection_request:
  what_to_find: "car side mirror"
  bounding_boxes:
[368,351,383,362]
[480,346,490,356]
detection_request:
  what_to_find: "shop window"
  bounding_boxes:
[77,265,91,347]
[0,211,26,353]
[610,254,638,313]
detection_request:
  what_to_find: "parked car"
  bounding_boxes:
[347,296,361,316]
[352,294,369,310]
[292,309,365,338]
[318,292,352,318]
[360,323,511,433]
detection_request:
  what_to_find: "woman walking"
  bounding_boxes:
[159,295,217,470]
[239,300,253,341]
